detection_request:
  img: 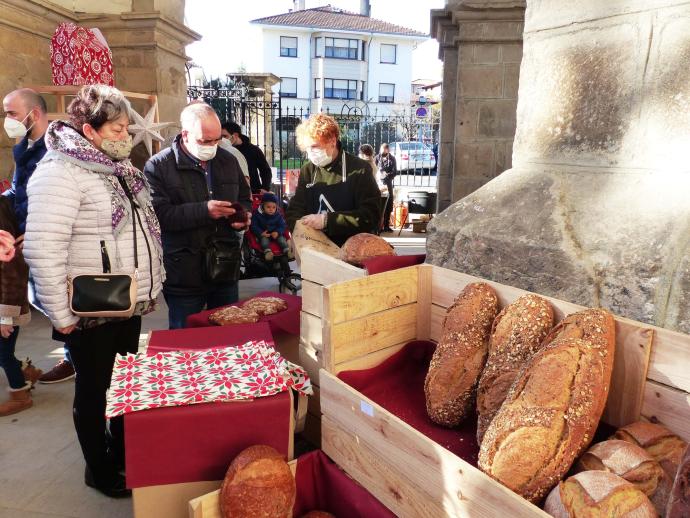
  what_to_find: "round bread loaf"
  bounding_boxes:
[546,471,656,517]
[424,282,499,427]
[209,306,260,326]
[476,293,554,444]
[227,202,248,225]
[575,439,670,515]
[301,512,335,518]
[339,233,395,266]
[220,445,295,518]
[612,421,687,479]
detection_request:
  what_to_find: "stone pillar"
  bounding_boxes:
[427,0,690,334]
[432,1,525,209]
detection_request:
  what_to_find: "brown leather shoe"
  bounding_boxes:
[38,359,75,384]
[0,388,32,417]
[22,359,43,387]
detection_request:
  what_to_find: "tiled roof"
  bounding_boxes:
[251,5,427,38]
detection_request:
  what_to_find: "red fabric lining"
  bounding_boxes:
[361,254,426,275]
[185,291,301,335]
[338,340,480,464]
[125,322,292,488]
[293,450,395,517]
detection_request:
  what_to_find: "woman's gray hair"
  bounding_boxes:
[67,85,132,131]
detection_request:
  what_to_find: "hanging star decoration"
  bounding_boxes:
[128,102,175,156]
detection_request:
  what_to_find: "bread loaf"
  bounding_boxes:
[612,421,688,479]
[478,335,615,503]
[476,294,554,443]
[242,296,288,316]
[424,282,498,427]
[220,445,295,518]
[666,444,690,518]
[339,233,395,266]
[575,439,670,515]
[209,306,260,326]
[545,471,656,517]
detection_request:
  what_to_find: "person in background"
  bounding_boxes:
[24,85,163,497]
[218,123,250,185]
[0,196,40,416]
[145,104,252,329]
[222,121,273,193]
[250,192,291,262]
[2,88,75,384]
[285,113,381,246]
[375,143,397,233]
[358,144,379,184]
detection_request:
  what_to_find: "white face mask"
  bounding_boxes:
[307,147,332,167]
[4,112,33,139]
[187,139,217,161]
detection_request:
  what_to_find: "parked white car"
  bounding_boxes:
[389,141,436,173]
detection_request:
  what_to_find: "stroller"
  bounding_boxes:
[240,194,301,294]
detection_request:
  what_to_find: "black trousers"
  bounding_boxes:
[65,317,141,483]
[383,179,395,229]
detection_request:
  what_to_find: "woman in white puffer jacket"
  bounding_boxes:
[24,85,163,498]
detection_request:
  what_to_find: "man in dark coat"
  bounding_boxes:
[221,122,273,193]
[375,143,397,232]
[145,103,252,329]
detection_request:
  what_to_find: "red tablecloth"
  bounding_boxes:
[361,253,426,275]
[293,450,395,517]
[125,322,292,488]
[338,340,480,464]
[185,291,301,335]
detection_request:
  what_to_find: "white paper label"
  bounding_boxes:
[360,400,374,417]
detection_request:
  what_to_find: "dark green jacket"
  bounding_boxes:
[286,149,382,245]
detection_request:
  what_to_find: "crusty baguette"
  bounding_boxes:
[666,444,690,518]
[220,445,295,518]
[424,282,498,427]
[612,421,688,480]
[545,471,656,517]
[575,439,670,515]
[478,334,615,503]
[476,294,554,443]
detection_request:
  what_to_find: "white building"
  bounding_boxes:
[251,1,428,116]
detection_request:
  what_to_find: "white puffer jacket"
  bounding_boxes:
[24,153,163,329]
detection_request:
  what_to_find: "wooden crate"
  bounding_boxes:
[318,264,690,517]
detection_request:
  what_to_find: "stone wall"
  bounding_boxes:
[0,0,199,176]
[428,0,690,333]
[431,1,525,211]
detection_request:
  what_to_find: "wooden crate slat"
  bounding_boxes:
[298,342,322,386]
[641,380,690,442]
[300,311,325,352]
[416,264,433,340]
[647,326,690,393]
[300,280,324,318]
[300,248,364,286]
[333,341,409,375]
[430,303,444,342]
[324,265,419,324]
[320,371,549,518]
[601,323,653,427]
[322,416,443,518]
[331,304,417,365]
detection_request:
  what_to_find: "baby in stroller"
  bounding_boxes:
[250,192,293,262]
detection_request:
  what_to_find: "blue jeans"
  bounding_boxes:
[0,327,25,389]
[259,235,289,252]
[164,283,239,329]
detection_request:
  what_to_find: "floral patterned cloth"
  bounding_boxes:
[105,341,312,418]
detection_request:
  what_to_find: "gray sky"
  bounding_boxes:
[184,0,444,81]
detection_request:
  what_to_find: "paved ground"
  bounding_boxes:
[0,234,425,518]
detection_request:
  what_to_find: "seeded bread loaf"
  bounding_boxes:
[575,439,670,515]
[209,306,260,326]
[612,421,688,479]
[542,308,615,351]
[544,471,656,517]
[220,445,295,518]
[478,334,615,503]
[339,233,395,266]
[476,294,554,443]
[666,444,690,518]
[424,282,499,427]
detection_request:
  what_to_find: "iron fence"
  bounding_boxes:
[188,82,440,194]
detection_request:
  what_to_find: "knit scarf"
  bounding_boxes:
[44,121,162,253]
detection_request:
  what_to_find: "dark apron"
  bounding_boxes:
[304,157,356,246]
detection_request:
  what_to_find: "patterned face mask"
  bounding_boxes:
[100,134,133,161]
